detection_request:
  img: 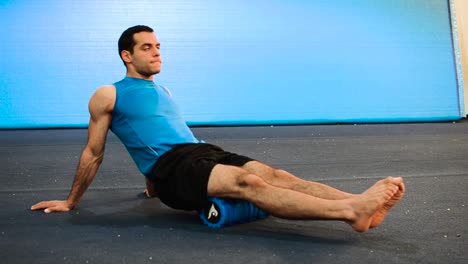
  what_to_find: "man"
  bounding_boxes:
[31,25,405,232]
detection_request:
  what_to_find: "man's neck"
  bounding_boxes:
[126,72,154,81]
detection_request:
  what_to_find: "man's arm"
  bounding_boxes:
[31,85,115,213]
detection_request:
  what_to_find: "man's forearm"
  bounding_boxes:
[66,148,103,207]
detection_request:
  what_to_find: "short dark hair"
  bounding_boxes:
[118,25,154,66]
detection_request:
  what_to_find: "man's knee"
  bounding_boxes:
[264,168,298,187]
[208,165,268,198]
[237,173,268,190]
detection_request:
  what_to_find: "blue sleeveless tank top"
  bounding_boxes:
[110,77,199,178]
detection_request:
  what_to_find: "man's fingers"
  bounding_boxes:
[31,200,72,213]
[31,201,53,210]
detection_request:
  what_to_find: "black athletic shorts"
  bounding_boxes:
[151,143,254,211]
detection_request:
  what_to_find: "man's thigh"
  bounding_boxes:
[206,164,248,198]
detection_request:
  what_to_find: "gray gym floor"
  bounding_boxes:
[1,122,467,263]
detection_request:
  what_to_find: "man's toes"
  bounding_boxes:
[385,185,398,198]
[383,176,403,186]
[392,177,403,185]
[383,176,393,183]
[399,182,406,192]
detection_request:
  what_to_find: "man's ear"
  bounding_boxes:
[121,50,132,64]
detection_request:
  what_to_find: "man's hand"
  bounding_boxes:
[144,178,158,198]
[31,200,74,213]
[144,188,158,198]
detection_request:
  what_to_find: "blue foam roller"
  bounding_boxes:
[199,197,269,228]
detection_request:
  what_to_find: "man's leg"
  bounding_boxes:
[241,161,355,200]
[207,164,401,232]
[240,161,405,228]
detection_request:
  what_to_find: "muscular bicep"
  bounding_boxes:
[85,86,115,157]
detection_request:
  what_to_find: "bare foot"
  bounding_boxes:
[370,178,405,228]
[349,177,399,232]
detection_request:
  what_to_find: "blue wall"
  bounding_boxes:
[0,0,462,128]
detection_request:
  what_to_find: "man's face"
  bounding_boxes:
[125,32,162,77]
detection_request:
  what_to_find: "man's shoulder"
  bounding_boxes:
[93,85,116,98]
[89,85,116,113]
[96,84,116,93]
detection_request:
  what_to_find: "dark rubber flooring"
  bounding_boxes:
[1,123,467,263]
